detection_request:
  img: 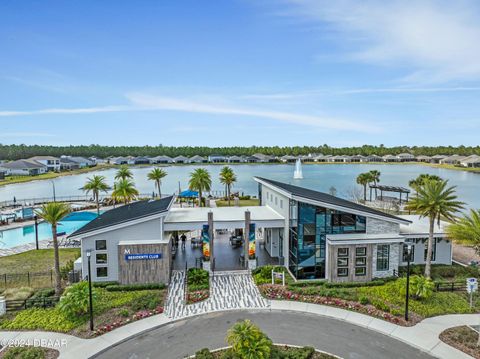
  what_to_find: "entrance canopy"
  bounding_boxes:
[164,206,285,231]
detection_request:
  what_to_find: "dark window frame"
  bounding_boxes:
[95,240,107,251]
[376,244,390,271]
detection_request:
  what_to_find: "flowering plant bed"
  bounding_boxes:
[192,345,338,358]
[187,290,210,304]
[259,284,421,326]
[186,268,210,304]
[93,306,164,336]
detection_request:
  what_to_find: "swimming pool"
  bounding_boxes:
[0,211,99,249]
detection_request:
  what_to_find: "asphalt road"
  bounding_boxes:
[94,310,434,359]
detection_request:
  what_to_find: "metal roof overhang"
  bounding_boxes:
[164,206,285,231]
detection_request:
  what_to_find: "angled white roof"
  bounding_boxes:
[398,215,448,237]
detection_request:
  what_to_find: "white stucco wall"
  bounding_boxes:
[372,243,400,278]
[399,238,452,266]
[80,218,165,282]
[260,185,290,264]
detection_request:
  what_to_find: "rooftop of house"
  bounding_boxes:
[398,215,449,236]
[69,196,175,238]
[1,159,46,169]
[254,177,411,224]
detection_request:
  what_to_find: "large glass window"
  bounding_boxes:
[95,240,107,250]
[288,200,366,280]
[424,239,437,261]
[403,244,415,262]
[96,267,108,277]
[376,245,390,271]
[96,253,107,264]
[355,246,367,277]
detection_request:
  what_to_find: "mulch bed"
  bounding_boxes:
[440,325,480,359]
[259,284,422,326]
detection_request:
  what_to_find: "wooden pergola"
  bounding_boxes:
[369,184,410,204]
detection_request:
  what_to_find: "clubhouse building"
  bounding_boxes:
[69,177,451,284]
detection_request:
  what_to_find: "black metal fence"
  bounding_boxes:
[6,296,60,312]
[434,281,466,292]
[0,270,56,289]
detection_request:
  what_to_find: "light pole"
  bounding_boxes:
[34,215,39,250]
[50,181,56,202]
[86,249,94,331]
[405,243,412,321]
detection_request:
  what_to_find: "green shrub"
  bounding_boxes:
[253,265,289,285]
[58,282,98,319]
[105,283,166,291]
[60,259,74,280]
[3,346,47,359]
[0,307,80,332]
[410,275,434,300]
[188,268,209,285]
[119,308,130,317]
[30,288,55,300]
[324,279,385,288]
[226,319,272,359]
[371,299,391,313]
[359,296,369,305]
[239,195,251,200]
[130,292,162,311]
[195,348,214,359]
[92,281,118,288]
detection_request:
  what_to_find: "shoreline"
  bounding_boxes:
[0,161,478,189]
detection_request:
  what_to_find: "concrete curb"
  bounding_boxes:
[0,302,476,359]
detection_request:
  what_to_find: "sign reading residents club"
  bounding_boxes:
[125,253,162,260]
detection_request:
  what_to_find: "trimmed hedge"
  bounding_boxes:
[105,283,166,291]
[92,281,118,288]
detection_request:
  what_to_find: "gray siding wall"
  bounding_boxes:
[366,218,400,234]
[80,218,164,282]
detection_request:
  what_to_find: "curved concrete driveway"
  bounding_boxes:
[94,310,434,359]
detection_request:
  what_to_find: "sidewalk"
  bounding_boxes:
[0,301,476,359]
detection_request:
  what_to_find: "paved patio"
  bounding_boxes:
[172,231,278,271]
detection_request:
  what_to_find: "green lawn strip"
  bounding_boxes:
[215,199,260,207]
[0,346,59,359]
[0,164,115,187]
[0,287,166,337]
[0,249,80,274]
[187,268,210,304]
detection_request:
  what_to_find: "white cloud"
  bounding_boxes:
[281,0,480,83]
[0,105,134,117]
[126,93,379,133]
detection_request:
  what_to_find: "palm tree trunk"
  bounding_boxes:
[52,224,62,296]
[157,180,162,198]
[363,185,367,202]
[424,216,435,279]
[199,190,202,207]
[95,192,100,215]
[227,184,231,206]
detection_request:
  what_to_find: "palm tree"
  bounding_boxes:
[115,165,133,180]
[408,174,442,193]
[219,166,237,206]
[35,202,71,296]
[112,179,139,205]
[188,168,211,207]
[356,173,372,202]
[447,209,480,255]
[369,170,381,198]
[147,167,167,198]
[226,319,272,359]
[406,179,464,279]
[81,175,110,214]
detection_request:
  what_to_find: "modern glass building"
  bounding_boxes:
[254,177,451,282]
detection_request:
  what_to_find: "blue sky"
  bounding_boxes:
[1,0,480,147]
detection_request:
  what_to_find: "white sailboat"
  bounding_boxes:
[293,158,303,179]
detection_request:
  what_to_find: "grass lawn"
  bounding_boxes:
[216,198,260,207]
[0,286,166,338]
[0,164,114,187]
[0,249,80,274]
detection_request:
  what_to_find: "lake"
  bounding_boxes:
[0,164,479,209]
